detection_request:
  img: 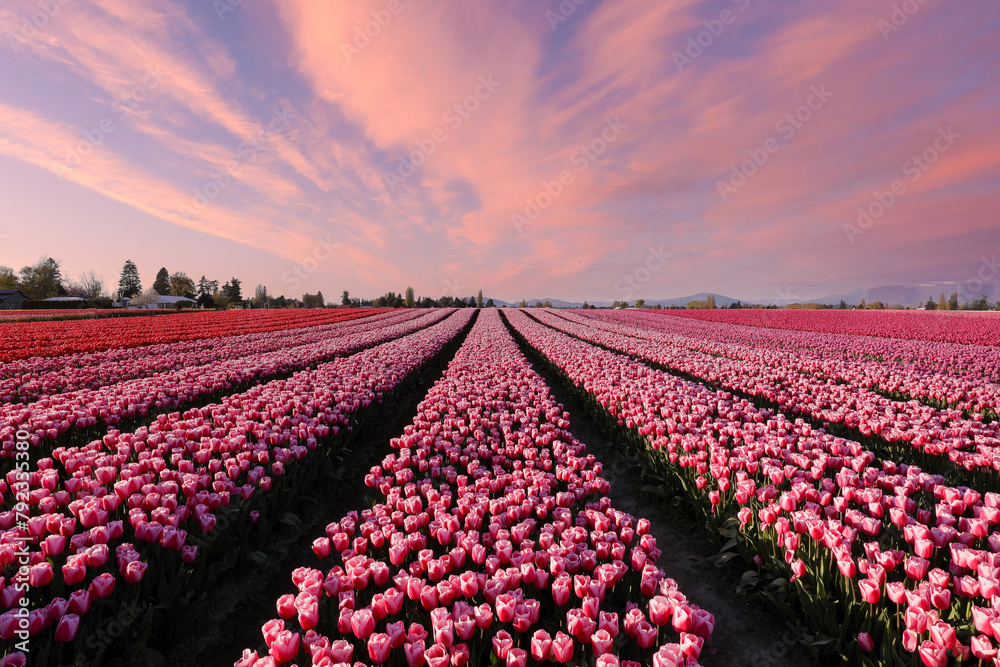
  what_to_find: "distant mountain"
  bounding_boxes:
[809,282,1000,307]
[483,282,997,309]
[484,293,744,309]
[641,293,744,308]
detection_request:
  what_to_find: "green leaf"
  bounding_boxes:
[640,485,669,499]
[247,550,270,567]
[707,551,739,567]
[279,512,303,527]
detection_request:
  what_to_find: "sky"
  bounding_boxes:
[0,0,998,304]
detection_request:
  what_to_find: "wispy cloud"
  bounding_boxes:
[0,0,997,301]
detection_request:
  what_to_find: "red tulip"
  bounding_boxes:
[858,632,875,652]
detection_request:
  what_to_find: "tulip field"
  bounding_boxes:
[2,308,999,666]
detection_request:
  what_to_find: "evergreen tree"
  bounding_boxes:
[222,278,242,304]
[342,290,351,306]
[197,276,218,308]
[152,267,171,295]
[925,297,937,310]
[118,260,142,298]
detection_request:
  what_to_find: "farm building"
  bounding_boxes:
[0,290,28,309]
[140,295,196,309]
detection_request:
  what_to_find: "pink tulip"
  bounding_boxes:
[90,573,115,599]
[551,631,573,661]
[368,632,392,664]
[505,647,526,667]
[54,613,79,643]
[29,562,53,588]
[858,579,880,604]
[917,640,946,667]
[404,641,426,667]
[591,628,614,655]
[492,630,512,660]
[531,629,552,661]
[425,643,449,667]
[268,629,300,663]
[351,608,375,639]
[124,560,147,584]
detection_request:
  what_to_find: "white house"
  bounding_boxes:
[133,295,196,309]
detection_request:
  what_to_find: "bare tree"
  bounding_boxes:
[65,270,106,298]
[130,287,160,308]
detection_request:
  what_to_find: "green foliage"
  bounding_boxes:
[152,267,171,295]
[118,260,142,298]
[19,257,64,299]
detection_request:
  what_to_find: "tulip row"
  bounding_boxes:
[592,309,1000,422]
[529,309,1000,484]
[0,310,474,665]
[238,309,713,667]
[0,308,372,363]
[0,310,445,459]
[656,309,1000,347]
[0,310,158,322]
[503,308,1000,666]
[0,308,394,406]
